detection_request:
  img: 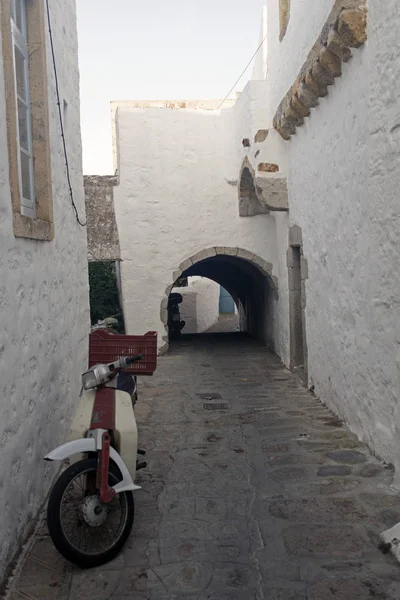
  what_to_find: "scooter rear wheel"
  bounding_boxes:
[47,457,134,568]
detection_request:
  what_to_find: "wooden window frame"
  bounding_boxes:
[1,0,54,240]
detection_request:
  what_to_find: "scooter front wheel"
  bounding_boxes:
[47,457,134,568]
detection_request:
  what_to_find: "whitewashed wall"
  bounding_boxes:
[113,102,288,358]
[266,0,336,121]
[0,0,89,581]
[172,278,220,334]
[264,0,400,466]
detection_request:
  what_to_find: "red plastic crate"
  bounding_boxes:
[89,329,157,375]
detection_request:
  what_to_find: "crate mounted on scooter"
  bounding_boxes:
[89,330,158,375]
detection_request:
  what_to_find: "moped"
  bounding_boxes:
[44,330,157,568]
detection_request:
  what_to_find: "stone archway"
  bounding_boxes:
[160,247,279,353]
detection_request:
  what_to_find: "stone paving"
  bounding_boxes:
[5,334,400,599]
[205,314,239,334]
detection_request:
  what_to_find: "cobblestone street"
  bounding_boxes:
[7,334,400,599]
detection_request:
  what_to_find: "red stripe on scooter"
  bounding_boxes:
[90,388,116,430]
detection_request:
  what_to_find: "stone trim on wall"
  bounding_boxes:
[1,0,54,240]
[287,225,308,383]
[84,175,120,262]
[273,0,367,141]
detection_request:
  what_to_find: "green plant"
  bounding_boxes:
[88,262,124,330]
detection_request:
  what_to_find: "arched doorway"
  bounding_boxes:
[161,247,279,352]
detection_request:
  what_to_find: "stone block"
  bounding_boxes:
[317,465,352,477]
[300,256,308,280]
[276,120,294,140]
[258,163,279,173]
[274,104,296,140]
[287,249,296,268]
[172,268,182,283]
[270,497,369,522]
[337,8,367,49]
[242,138,251,148]
[311,60,334,91]
[288,267,301,291]
[214,247,239,256]
[283,94,304,127]
[327,26,352,62]
[319,46,342,78]
[305,69,328,98]
[301,281,307,309]
[256,177,289,211]
[289,225,302,247]
[190,248,216,264]
[326,450,367,464]
[297,80,319,109]
[291,93,310,118]
[179,258,193,272]
[254,129,269,143]
[284,524,364,557]
[251,254,273,275]
[308,578,381,600]
[237,248,255,262]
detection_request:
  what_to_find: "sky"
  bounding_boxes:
[76,0,266,175]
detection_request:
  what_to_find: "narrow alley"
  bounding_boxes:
[9,335,400,599]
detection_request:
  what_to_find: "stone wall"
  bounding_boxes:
[0,0,89,583]
[84,175,120,261]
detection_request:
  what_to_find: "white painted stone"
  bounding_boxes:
[173,277,220,334]
[380,523,400,564]
[0,0,89,582]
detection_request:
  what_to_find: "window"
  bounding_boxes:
[1,0,54,240]
[11,0,35,217]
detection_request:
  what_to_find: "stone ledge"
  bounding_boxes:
[239,157,288,215]
[274,0,367,140]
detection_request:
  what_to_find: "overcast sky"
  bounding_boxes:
[76,0,266,175]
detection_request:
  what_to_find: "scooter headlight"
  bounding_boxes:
[82,369,100,390]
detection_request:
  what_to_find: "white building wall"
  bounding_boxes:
[172,278,220,334]
[113,103,289,358]
[263,0,400,465]
[288,48,370,447]
[0,0,89,581]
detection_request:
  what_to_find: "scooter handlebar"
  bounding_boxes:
[124,354,143,366]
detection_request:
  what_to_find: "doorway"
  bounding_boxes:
[288,226,308,383]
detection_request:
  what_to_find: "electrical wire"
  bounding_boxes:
[218,32,268,110]
[45,0,87,227]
